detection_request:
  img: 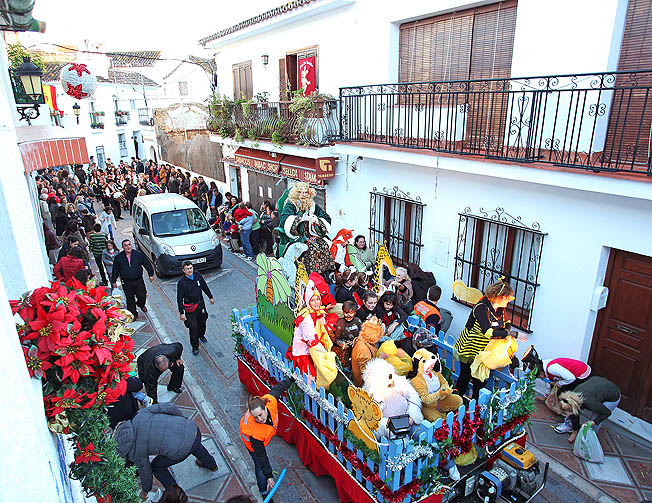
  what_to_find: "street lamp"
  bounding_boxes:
[72,102,81,124]
[12,56,44,125]
[261,54,269,66]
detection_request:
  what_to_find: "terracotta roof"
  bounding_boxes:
[42,63,159,87]
[107,51,161,68]
[199,0,316,46]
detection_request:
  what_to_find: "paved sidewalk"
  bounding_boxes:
[526,400,652,502]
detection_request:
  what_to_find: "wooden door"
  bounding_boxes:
[589,249,652,421]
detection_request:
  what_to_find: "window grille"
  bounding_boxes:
[453,208,545,332]
[369,187,424,267]
[118,133,128,157]
[179,81,188,97]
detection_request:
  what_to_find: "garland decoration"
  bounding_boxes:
[301,409,421,503]
[11,280,139,503]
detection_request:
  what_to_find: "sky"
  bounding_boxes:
[26,0,276,55]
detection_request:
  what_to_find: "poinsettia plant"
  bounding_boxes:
[11,279,140,503]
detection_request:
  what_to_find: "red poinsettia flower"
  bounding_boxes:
[22,345,52,379]
[74,441,103,464]
[29,305,71,351]
[94,493,112,503]
[92,339,114,365]
[49,388,83,416]
[60,359,93,384]
[43,285,80,317]
[10,293,35,321]
[54,332,93,367]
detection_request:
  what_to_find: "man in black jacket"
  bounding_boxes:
[177,261,214,355]
[137,342,185,403]
[111,239,155,319]
[197,176,209,211]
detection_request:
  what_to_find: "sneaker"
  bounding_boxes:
[553,422,574,433]
[199,336,208,343]
[195,459,218,472]
[192,347,200,355]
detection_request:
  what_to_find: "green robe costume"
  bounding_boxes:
[279,199,336,274]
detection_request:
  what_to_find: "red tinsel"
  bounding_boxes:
[479,413,529,447]
[237,344,279,387]
[301,409,421,502]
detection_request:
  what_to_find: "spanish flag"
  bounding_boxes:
[43,85,63,117]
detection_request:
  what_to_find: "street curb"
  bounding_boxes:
[526,444,617,503]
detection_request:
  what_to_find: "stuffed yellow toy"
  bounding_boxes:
[407,348,463,421]
[470,336,518,381]
[376,340,413,375]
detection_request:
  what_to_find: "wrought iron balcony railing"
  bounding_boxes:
[340,70,652,175]
[208,99,338,147]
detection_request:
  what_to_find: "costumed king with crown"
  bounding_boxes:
[279,182,335,274]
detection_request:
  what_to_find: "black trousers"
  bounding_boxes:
[109,198,121,219]
[185,307,208,350]
[122,277,147,317]
[258,227,273,255]
[456,361,485,402]
[251,228,260,256]
[141,363,184,403]
[93,254,107,284]
[151,426,217,489]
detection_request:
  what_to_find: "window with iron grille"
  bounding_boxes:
[453,208,545,332]
[179,81,188,97]
[118,133,128,157]
[369,187,424,267]
[138,108,150,126]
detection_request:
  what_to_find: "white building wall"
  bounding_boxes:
[324,150,652,362]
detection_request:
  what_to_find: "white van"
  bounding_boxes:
[132,193,222,277]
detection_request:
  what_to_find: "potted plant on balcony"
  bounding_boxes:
[115,110,129,117]
[91,122,104,129]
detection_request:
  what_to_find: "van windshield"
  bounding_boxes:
[151,208,209,237]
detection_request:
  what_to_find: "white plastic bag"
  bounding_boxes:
[573,421,604,463]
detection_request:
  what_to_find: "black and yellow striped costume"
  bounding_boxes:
[454,297,510,400]
[454,297,508,364]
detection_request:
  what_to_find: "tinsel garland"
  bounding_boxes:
[237,343,279,387]
[301,409,421,503]
[478,413,529,448]
[385,445,433,472]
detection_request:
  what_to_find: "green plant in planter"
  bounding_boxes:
[248,127,259,141]
[253,91,270,104]
[234,128,244,143]
[271,130,285,147]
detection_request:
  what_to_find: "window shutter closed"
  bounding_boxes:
[604,0,652,167]
[279,58,288,100]
[398,1,516,84]
[232,61,253,100]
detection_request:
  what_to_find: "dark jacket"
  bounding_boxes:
[176,272,213,314]
[107,376,143,428]
[136,343,183,402]
[197,181,209,199]
[167,177,180,194]
[54,212,69,235]
[569,376,621,430]
[110,249,154,284]
[335,285,357,304]
[44,225,61,251]
[115,403,198,492]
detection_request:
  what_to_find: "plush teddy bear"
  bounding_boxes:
[347,386,382,452]
[407,348,462,422]
[362,358,423,439]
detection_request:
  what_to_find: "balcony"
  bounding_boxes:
[339,70,652,176]
[207,95,338,147]
[138,108,153,126]
[90,111,105,129]
[114,110,129,126]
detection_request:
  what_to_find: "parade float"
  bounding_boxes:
[232,184,547,503]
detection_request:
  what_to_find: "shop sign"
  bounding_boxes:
[316,158,335,180]
[281,164,319,184]
[234,153,280,174]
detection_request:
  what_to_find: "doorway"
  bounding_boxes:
[247,171,286,211]
[95,146,106,170]
[229,164,242,199]
[589,249,652,421]
[132,131,143,158]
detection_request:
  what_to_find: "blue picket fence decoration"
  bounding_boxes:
[232,308,529,500]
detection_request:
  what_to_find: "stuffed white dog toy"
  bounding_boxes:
[362,358,423,440]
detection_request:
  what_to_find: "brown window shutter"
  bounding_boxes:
[232,61,253,100]
[398,1,515,84]
[603,0,652,167]
[244,64,253,100]
[279,58,288,100]
[232,66,241,99]
[286,54,298,93]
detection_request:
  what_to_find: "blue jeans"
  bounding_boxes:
[248,449,267,494]
[240,228,253,257]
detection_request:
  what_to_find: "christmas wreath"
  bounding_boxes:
[12,279,140,503]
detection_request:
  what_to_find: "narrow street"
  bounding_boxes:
[111,217,622,503]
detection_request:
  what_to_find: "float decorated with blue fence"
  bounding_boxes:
[232,238,542,503]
